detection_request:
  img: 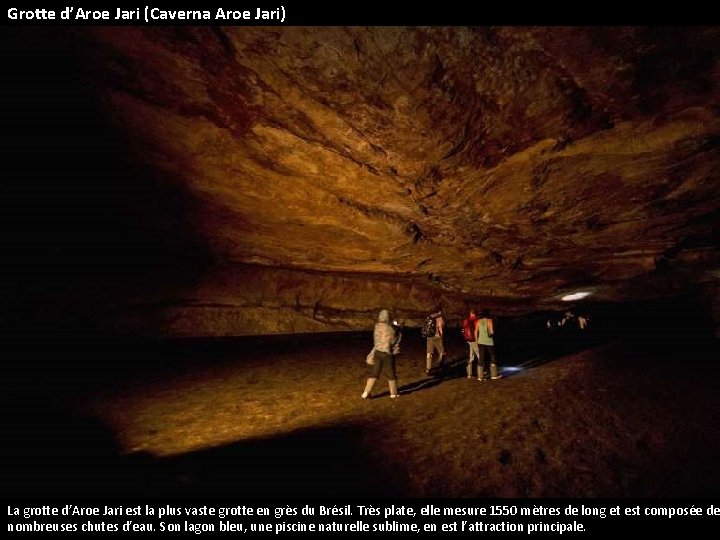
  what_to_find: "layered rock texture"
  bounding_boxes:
[7,27,720,335]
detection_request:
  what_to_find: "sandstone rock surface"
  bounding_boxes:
[8,27,719,334]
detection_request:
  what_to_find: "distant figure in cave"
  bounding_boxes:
[361,309,401,399]
[477,309,500,380]
[463,308,480,379]
[559,311,576,327]
[578,314,589,330]
[423,306,446,375]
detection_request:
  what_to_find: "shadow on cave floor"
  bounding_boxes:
[151,423,390,497]
[4,406,129,497]
[4,329,719,498]
[3,407,388,497]
[395,329,612,397]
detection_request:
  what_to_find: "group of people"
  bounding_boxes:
[361,306,500,400]
[546,311,591,331]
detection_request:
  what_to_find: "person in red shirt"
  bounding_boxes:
[463,309,480,378]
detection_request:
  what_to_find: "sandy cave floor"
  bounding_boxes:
[6,332,720,498]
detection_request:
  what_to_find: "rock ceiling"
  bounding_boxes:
[28,27,720,308]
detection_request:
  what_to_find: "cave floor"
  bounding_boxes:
[6,333,720,497]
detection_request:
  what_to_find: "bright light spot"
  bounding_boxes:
[561,291,591,301]
[503,367,523,372]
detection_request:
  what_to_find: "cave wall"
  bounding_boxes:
[111,265,454,336]
[63,264,527,337]
[4,27,719,339]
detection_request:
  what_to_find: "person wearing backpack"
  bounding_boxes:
[477,308,500,380]
[361,309,402,399]
[423,306,445,374]
[463,308,480,378]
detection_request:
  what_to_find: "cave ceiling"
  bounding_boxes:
[48,27,720,308]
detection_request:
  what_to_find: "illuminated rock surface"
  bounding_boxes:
[6,27,719,334]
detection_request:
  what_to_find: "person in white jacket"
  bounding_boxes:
[362,310,401,399]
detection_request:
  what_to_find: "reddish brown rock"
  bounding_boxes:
[7,27,720,335]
